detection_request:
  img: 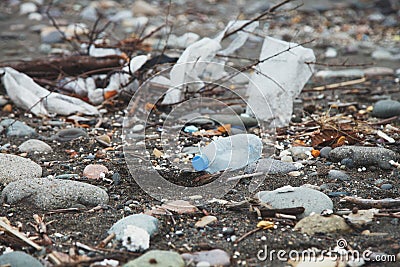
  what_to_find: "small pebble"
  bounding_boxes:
[340,158,354,168]
[83,164,109,179]
[380,183,393,190]
[319,147,332,158]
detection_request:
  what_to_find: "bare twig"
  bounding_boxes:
[97,233,116,248]
[342,196,400,208]
[234,227,262,244]
[303,77,367,92]
[0,220,43,251]
[226,172,265,182]
[305,61,374,67]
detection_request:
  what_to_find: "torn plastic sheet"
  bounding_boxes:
[205,20,259,81]
[214,20,259,56]
[0,67,99,116]
[60,55,145,105]
[246,37,315,127]
[161,20,258,105]
[161,37,221,104]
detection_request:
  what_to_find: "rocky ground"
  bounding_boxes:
[0,0,400,267]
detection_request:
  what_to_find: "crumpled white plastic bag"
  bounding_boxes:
[246,37,315,127]
[162,20,258,105]
[1,67,99,116]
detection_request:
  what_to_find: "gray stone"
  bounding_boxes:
[381,183,393,190]
[0,95,8,106]
[328,170,350,181]
[0,251,43,267]
[220,105,245,115]
[329,146,399,169]
[0,153,42,185]
[52,128,88,142]
[245,158,297,174]
[109,10,133,22]
[372,99,400,118]
[123,250,184,267]
[182,249,231,266]
[209,114,258,128]
[0,119,36,137]
[1,178,109,209]
[364,67,394,77]
[294,214,351,235]
[320,146,332,158]
[18,139,53,153]
[108,214,159,240]
[372,49,394,60]
[80,6,98,21]
[40,28,63,43]
[243,1,270,15]
[188,117,215,126]
[256,186,333,217]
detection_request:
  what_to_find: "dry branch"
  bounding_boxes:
[342,196,400,208]
[0,55,125,80]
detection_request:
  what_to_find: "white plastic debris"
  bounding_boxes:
[0,67,99,116]
[162,37,221,104]
[92,259,119,267]
[214,20,259,56]
[376,130,395,143]
[162,20,258,104]
[123,55,148,74]
[62,77,96,97]
[89,45,121,57]
[122,225,150,251]
[246,37,315,127]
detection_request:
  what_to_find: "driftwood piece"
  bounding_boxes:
[0,55,125,80]
[342,196,400,208]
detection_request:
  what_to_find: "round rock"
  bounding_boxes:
[0,153,42,185]
[1,177,109,209]
[123,250,184,267]
[294,214,351,235]
[256,186,333,218]
[329,146,399,169]
[108,214,159,239]
[181,249,231,266]
[381,183,393,190]
[53,128,88,142]
[328,170,350,181]
[18,139,53,153]
[83,164,109,179]
[209,114,258,128]
[0,251,43,267]
[320,147,332,158]
[372,99,400,118]
[0,119,36,137]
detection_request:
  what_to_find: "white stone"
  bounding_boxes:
[20,2,37,15]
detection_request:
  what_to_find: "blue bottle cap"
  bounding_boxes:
[192,154,209,171]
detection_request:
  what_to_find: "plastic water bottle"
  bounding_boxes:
[192,134,262,173]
